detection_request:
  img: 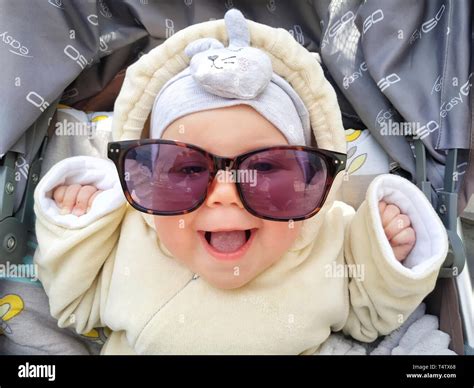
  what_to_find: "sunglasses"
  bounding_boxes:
[107,140,346,222]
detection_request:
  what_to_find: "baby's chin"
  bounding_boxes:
[169,248,264,289]
[199,270,258,290]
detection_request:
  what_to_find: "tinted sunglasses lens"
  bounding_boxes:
[239,149,328,220]
[123,143,210,213]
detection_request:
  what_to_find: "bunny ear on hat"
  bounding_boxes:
[185,9,250,57]
[225,8,250,48]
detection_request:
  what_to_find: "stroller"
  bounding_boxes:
[0,0,472,354]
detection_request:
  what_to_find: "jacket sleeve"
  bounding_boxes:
[342,174,448,342]
[33,156,127,334]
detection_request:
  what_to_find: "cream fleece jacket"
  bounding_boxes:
[33,156,448,355]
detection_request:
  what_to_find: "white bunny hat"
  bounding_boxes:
[112,8,346,153]
[150,9,311,145]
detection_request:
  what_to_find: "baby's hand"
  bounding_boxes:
[52,184,102,216]
[378,201,416,262]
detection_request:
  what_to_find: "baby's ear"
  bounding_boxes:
[185,38,225,58]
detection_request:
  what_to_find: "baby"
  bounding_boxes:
[33,10,448,354]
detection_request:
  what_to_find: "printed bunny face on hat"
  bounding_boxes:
[185,9,272,99]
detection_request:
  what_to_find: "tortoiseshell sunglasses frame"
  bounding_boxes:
[108,139,347,222]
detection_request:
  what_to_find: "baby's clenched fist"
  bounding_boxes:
[379,201,416,262]
[52,184,102,216]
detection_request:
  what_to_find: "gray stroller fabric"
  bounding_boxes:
[317,0,472,211]
[0,0,322,155]
[0,0,472,213]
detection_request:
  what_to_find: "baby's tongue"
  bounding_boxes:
[210,231,246,253]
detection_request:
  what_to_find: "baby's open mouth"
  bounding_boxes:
[204,229,251,252]
[199,229,256,260]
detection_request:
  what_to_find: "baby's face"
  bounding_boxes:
[153,105,302,289]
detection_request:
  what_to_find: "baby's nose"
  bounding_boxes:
[208,55,218,61]
[205,175,244,210]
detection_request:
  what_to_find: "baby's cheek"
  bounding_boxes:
[257,221,302,263]
[153,214,196,258]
